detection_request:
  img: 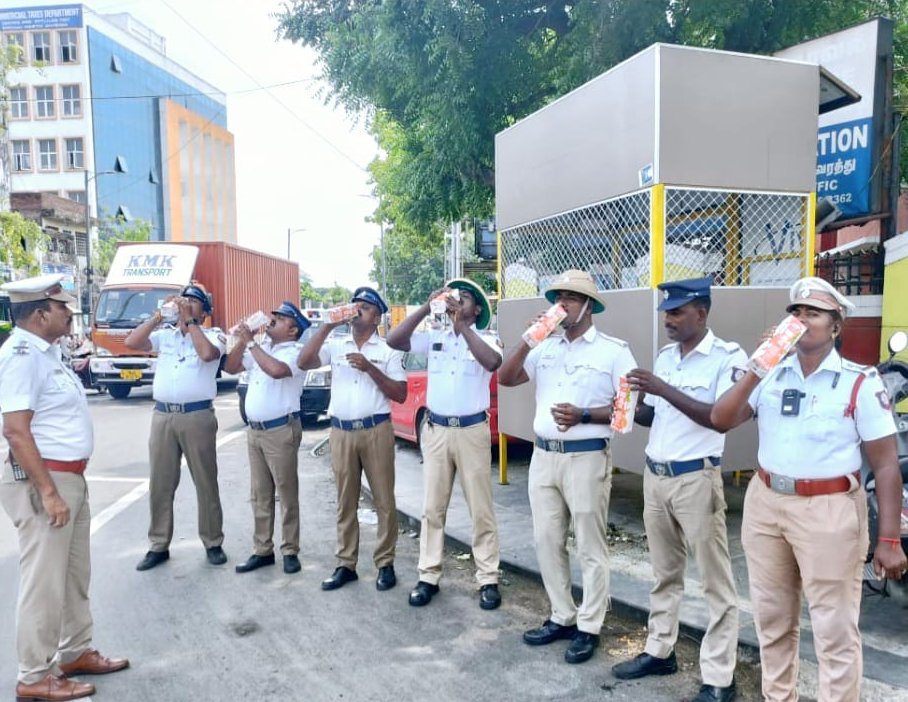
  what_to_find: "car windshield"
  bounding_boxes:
[94,287,175,327]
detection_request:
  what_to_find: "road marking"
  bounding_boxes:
[89,429,246,535]
[86,477,147,483]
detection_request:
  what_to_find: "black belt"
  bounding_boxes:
[154,400,213,414]
[249,412,301,431]
[330,413,391,431]
[646,456,720,477]
[428,411,487,428]
[535,436,609,453]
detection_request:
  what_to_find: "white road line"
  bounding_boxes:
[89,429,246,535]
[86,477,147,483]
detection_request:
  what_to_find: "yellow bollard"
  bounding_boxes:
[498,434,509,485]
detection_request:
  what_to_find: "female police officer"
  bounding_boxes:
[711,276,906,702]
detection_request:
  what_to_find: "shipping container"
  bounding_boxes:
[90,241,298,399]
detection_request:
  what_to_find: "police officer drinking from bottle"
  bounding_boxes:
[386,278,503,610]
[1,274,128,702]
[297,287,407,592]
[224,302,310,575]
[499,269,636,665]
[126,283,228,571]
[612,278,745,702]
[711,276,906,702]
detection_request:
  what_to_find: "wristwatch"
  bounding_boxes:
[186,318,200,327]
[580,408,592,424]
[246,340,258,350]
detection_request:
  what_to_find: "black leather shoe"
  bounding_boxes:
[321,566,358,590]
[408,581,439,606]
[136,550,169,571]
[283,555,301,574]
[565,631,600,664]
[376,565,397,591]
[206,546,227,566]
[479,584,501,610]
[612,651,678,680]
[691,681,736,702]
[522,620,577,646]
[235,553,275,573]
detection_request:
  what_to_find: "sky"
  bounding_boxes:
[15,0,382,289]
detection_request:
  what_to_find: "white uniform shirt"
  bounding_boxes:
[0,328,93,460]
[524,325,637,440]
[644,330,747,462]
[150,326,226,403]
[242,339,305,422]
[319,333,406,420]
[410,326,501,416]
[748,349,896,479]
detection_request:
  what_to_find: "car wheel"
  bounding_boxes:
[107,384,131,400]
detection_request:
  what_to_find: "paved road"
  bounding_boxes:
[0,386,900,701]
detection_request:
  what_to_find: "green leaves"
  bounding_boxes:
[92,214,152,277]
[0,212,46,277]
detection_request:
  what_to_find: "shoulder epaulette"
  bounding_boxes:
[713,338,743,354]
[598,333,628,348]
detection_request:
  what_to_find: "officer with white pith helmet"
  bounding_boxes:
[0,274,129,701]
[712,276,906,702]
[613,277,746,702]
[499,269,637,666]
[125,282,228,571]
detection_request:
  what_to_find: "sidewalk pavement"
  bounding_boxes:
[373,441,908,691]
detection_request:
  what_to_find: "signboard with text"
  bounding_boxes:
[777,20,891,219]
[0,5,82,31]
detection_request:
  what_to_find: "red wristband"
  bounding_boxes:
[879,537,901,549]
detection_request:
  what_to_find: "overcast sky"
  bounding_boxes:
[17,0,382,289]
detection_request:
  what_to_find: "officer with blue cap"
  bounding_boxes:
[613,276,745,702]
[225,300,310,575]
[126,281,229,572]
[298,284,406,593]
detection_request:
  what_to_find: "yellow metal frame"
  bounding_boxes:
[650,184,666,287]
[496,227,509,485]
[806,192,817,276]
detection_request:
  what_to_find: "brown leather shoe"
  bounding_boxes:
[59,649,130,677]
[15,673,95,701]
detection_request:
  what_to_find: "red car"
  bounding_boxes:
[391,352,503,446]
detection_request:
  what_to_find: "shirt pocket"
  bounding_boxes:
[460,353,482,376]
[677,373,713,403]
[563,357,610,391]
[805,398,850,442]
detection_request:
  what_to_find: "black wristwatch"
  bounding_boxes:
[580,408,592,424]
[187,318,200,327]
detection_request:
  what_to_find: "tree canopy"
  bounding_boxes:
[0,211,46,278]
[93,214,153,278]
[278,0,908,301]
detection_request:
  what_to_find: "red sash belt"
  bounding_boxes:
[757,467,859,497]
[45,459,88,474]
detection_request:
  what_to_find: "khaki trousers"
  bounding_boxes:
[642,465,738,687]
[147,408,224,551]
[247,419,302,556]
[0,468,93,684]
[528,447,612,635]
[742,475,867,702]
[329,421,397,569]
[417,420,500,586]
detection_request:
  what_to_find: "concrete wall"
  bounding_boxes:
[498,287,791,473]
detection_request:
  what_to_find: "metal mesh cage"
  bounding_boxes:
[500,186,812,298]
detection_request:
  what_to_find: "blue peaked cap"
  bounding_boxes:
[351,286,388,315]
[182,284,212,313]
[272,301,311,333]
[657,277,712,311]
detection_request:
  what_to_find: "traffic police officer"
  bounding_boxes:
[386,279,503,610]
[499,269,636,665]
[712,276,906,702]
[613,278,745,702]
[126,283,228,571]
[0,274,128,702]
[297,287,407,591]
[225,302,310,575]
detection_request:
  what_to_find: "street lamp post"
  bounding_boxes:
[83,168,119,318]
[287,227,306,260]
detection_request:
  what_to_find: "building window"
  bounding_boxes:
[4,32,25,64]
[65,190,86,204]
[9,86,28,119]
[31,31,51,63]
[62,85,81,117]
[35,85,55,118]
[65,138,84,169]
[38,139,58,171]
[12,140,32,171]
[58,30,77,63]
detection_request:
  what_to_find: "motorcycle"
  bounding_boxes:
[863,330,908,606]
